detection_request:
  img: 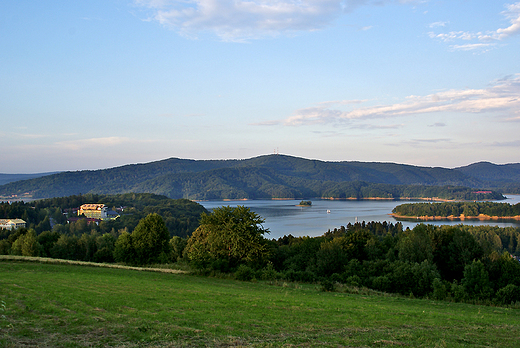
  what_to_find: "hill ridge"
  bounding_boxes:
[0,154,518,199]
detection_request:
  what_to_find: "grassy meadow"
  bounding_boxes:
[1,259,519,347]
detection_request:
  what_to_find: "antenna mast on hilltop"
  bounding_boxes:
[273,148,279,155]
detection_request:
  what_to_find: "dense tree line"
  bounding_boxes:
[2,202,520,306]
[0,214,180,265]
[1,193,207,238]
[181,208,520,306]
[393,201,520,218]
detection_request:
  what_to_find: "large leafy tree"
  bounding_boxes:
[11,229,41,257]
[113,230,135,264]
[131,213,170,265]
[185,206,269,269]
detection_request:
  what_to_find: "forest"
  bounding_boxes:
[0,193,207,238]
[0,154,514,199]
[2,196,520,306]
[393,201,520,219]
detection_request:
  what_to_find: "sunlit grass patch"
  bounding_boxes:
[1,261,520,347]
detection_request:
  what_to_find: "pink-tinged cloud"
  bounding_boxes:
[282,75,520,125]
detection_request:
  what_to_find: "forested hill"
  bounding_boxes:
[455,162,520,193]
[0,172,60,186]
[0,155,516,200]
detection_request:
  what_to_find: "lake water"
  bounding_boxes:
[199,195,520,239]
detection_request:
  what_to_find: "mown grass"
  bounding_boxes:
[1,259,519,347]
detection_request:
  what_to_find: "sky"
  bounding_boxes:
[1,0,519,173]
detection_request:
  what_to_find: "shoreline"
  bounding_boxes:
[3,195,507,203]
[197,196,494,202]
[390,213,520,221]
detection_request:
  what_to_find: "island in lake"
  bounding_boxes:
[391,201,520,221]
[297,200,312,207]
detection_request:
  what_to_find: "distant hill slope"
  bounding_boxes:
[455,162,520,182]
[454,162,520,193]
[0,155,516,200]
[0,172,59,186]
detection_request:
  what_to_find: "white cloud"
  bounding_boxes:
[449,43,495,52]
[135,0,344,41]
[134,0,426,41]
[430,2,520,51]
[429,21,447,28]
[497,2,520,39]
[281,75,520,125]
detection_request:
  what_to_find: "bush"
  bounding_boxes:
[450,281,466,302]
[211,258,231,273]
[169,236,187,262]
[0,240,11,255]
[261,263,279,281]
[371,275,392,293]
[235,265,255,281]
[345,275,362,287]
[93,247,114,263]
[432,278,448,300]
[495,284,520,305]
[284,269,316,283]
[320,279,335,292]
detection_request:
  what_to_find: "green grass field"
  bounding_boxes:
[1,260,519,347]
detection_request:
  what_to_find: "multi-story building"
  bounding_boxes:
[0,219,26,230]
[78,204,108,219]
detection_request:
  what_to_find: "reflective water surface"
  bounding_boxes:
[199,195,520,239]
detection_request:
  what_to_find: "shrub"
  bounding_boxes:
[284,269,316,283]
[0,240,11,255]
[169,236,187,262]
[345,275,362,287]
[495,284,520,305]
[93,247,114,263]
[450,281,466,302]
[235,265,255,281]
[432,278,448,300]
[211,258,231,273]
[261,263,279,281]
[371,275,392,293]
[320,279,335,292]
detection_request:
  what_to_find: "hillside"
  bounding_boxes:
[455,162,520,193]
[0,155,515,200]
[0,172,59,186]
[3,261,520,347]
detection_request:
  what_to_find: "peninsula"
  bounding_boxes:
[391,201,520,221]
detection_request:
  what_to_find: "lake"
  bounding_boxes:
[199,195,520,239]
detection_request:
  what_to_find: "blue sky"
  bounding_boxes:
[1,0,519,173]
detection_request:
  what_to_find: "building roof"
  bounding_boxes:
[79,204,106,210]
[0,219,26,225]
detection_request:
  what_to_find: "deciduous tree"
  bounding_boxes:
[130,213,170,265]
[185,206,269,269]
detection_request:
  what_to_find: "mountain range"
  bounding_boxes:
[1,155,519,200]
